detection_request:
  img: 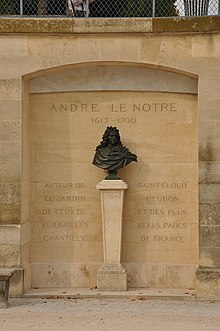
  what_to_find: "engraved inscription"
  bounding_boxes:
[42,208,85,215]
[44,182,85,189]
[44,195,86,202]
[42,221,88,228]
[30,90,197,269]
[145,195,179,202]
[43,235,83,241]
[134,180,192,244]
[48,102,178,113]
[140,235,184,243]
[138,222,188,229]
[49,104,99,112]
[137,182,188,189]
[91,117,136,124]
[137,209,187,216]
[38,181,89,245]
[132,103,177,112]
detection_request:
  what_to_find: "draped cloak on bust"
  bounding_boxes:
[92,144,137,171]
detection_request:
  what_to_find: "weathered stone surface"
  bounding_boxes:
[200,203,220,226]
[199,142,220,162]
[199,163,220,183]
[0,180,21,225]
[0,225,20,266]
[0,17,219,35]
[9,268,23,297]
[200,248,220,268]
[153,16,220,33]
[0,18,152,34]
[200,225,220,248]
[196,267,220,300]
[199,183,220,204]
[125,263,195,289]
[97,265,127,291]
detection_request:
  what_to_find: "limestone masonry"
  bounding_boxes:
[0,17,219,300]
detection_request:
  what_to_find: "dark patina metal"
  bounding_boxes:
[92,126,137,180]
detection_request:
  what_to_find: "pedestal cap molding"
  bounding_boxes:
[97,180,128,190]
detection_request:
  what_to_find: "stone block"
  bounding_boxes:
[199,163,220,184]
[158,36,192,68]
[199,142,220,162]
[0,36,28,57]
[198,120,214,143]
[200,247,220,268]
[0,79,21,101]
[31,263,100,288]
[166,265,195,289]
[0,100,21,121]
[125,263,195,289]
[97,265,127,292]
[9,268,23,297]
[200,203,220,226]
[192,34,220,58]
[0,245,20,268]
[199,99,220,121]
[214,120,220,142]
[0,202,21,225]
[199,183,220,204]
[196,267,220,300]
[0,225,20,267]
[200,225,220,248]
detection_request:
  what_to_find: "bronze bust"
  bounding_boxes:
[92,126,137,180]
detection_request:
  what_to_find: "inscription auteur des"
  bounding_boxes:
[136,181,190,244]
[40,182,88,242]
[44,182,85,189]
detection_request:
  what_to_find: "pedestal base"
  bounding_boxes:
[97,265,127,292]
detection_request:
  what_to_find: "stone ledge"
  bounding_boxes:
[0,16,219,34]
[23,287,196,301]
[0,17,152,34]
[152,16,220,33]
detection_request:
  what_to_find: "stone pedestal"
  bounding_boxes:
[97,180,128,291]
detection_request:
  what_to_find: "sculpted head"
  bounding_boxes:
[96,126,122,150]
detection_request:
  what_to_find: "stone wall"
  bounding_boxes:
[0,17,219,299]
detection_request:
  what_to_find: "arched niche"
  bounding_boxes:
[21,62,198,292]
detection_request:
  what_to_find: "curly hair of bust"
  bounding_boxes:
[96,126,122,150]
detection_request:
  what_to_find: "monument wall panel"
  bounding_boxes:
[29,90,198,288]
[0,18,219,297]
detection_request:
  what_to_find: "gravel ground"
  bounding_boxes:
[0,298,220,331]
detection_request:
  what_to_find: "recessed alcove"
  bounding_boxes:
[21,62,198,292]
